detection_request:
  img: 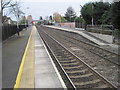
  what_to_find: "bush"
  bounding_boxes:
[114,29,120,38]
[111,2,120,30]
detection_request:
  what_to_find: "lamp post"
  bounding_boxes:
[25,7,29,27]
[24,16,27,27]
[92,3,94,26]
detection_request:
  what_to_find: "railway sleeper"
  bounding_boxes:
[64,65,83,69]
[60,61,80,66]
[67,69,88,74]
[70,73,93,78]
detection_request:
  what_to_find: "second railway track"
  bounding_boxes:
[37,26,117,89]
[41,26,120,66]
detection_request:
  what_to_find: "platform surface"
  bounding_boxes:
[3,25,66,89]
[34,26,65,88]
[44,25,119,54]
[45,25,107,46]
[18,26,35,88]
[2,27,32,88]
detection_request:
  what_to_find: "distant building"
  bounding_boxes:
[27,15,33,25]
[2,16,12,24]
[2,16,17,25]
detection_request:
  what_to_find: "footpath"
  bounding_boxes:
[3,26,32,88]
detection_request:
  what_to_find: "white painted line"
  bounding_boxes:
[35,45,42,47]
[36,30,67,89]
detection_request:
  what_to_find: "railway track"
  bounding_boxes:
[40,26,120,66]
[37,27,117,89]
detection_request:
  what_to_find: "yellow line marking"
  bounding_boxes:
[14,28,33,89]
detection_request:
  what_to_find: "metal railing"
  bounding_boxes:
[75,21,84,28]
[86,25,113,34]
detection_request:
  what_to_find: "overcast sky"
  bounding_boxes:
[8,0,113,20]
[21,0,96,20]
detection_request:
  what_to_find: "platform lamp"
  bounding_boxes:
[25,7,29,28]
[92,3,94,26]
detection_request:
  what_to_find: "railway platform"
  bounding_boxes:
[44,25,109,46]
[34,26,66,88]
[18,26,66,88]
[3,25,66,89]
[44,25,119,54]
[2,26,32,88]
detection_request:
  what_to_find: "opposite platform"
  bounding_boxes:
[44,25,119,54]
[44,25,108,46]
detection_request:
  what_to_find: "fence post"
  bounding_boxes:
[112,25,115,43]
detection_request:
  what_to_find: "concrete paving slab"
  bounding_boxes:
[35,73,63,88]
[18,26,35,88]
[35,57,51,64]
[34,26,66,88]
[35,52,49,58]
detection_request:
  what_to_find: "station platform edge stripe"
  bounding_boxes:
[14,29,33,89]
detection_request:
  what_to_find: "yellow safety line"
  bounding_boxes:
[14,29,33,89]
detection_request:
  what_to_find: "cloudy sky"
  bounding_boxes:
[21,0,96,20]
[9,0,113,20]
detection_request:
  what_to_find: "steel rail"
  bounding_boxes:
[42,26,120,66]
[38,28,118,89]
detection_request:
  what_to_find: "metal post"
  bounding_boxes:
[112,25,115,43]
[24,16,27,27]
[26,7,29,27]
[92,4,94,26]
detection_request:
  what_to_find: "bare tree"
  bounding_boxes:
[1,0,17,16]
[9,1,24,35]
[1,0,23,24]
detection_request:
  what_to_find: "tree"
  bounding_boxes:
[1,0,24,24]
[1,0,17,16]
[111,2,120,30]
[53,12,61,23]
[8,1,24,36]
[65,6,76,22]
[81,2,110,25]
[61,16,66,22]
[93,2,110,24]
[101,10,112,25]
[81,3,92,24]
[9,1,24,28]
[19,16,28,25]
[75,16,84,23]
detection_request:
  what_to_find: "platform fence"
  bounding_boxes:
[2,24,28,40]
